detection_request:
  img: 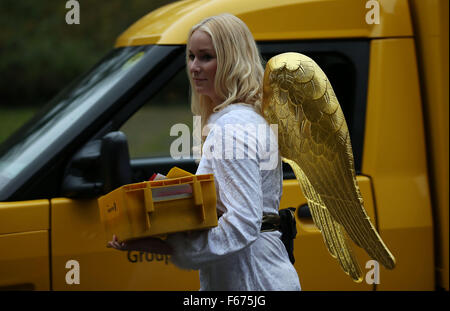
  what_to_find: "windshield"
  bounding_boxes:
[0,45,157,199]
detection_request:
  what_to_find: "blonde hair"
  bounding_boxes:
[186,13,264,130]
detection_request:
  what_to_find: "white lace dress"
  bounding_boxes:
[166,103,301,291]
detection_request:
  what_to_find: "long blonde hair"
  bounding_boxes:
[186,13,264,130]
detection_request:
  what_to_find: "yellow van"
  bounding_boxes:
[0,0,447,291]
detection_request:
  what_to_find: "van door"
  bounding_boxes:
[50,66,201,290]
[0,200,50,290]
[50,197,199,290]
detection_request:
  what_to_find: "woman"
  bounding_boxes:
[108,13,301,291]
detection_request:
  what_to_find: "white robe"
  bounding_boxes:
[166,103,301,291]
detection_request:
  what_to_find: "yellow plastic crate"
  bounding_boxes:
[98,168,218,242]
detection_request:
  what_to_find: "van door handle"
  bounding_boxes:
[296,203,312,218]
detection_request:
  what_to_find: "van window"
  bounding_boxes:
[0,45,157,199]
[121,41,369,174]
[120,69,192,158]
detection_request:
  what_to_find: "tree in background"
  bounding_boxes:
[0,0,177,108]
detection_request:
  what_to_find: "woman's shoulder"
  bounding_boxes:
[213,103,266,127]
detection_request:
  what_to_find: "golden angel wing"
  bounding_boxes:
[262,52,396,281]
[283,157,363,282]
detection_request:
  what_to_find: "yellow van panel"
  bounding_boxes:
[0,200,50,290]
[0,230,49,290]
[0,200,49,235]
[363,38,434,290]
[409,0,449,290]
[51,198,199,290]
[115,0,413,47]
[280,176,378,290]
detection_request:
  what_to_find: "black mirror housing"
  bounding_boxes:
[100,131,132,194]
[61,131,132,198]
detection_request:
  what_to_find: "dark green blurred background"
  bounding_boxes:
[0,0,177,143]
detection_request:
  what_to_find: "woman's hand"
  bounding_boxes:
[106,234,128,251]
[107,234,173,255]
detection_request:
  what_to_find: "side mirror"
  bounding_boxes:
[61,131,132,198]
[100,131,132,194]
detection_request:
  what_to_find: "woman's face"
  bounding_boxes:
[188,30,220,105]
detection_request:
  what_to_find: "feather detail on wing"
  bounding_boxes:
[262,52,396,281]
